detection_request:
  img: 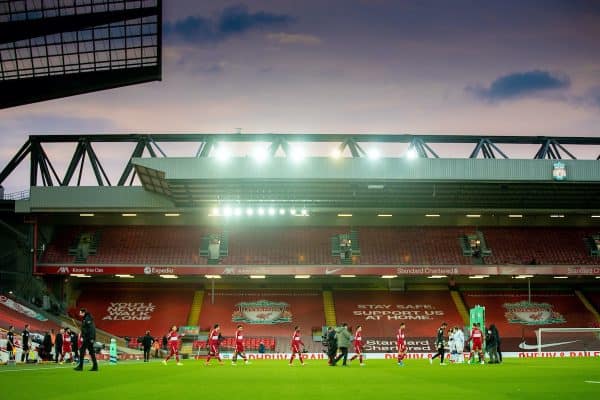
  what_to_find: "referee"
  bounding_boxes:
[430,322,448,365]
[74,307,98,371]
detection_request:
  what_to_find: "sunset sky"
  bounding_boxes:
[1,0,600,192]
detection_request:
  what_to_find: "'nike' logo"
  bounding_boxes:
[518,340,579,350]
[325,268,342,275]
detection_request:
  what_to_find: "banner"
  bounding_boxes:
[36,264,600,276]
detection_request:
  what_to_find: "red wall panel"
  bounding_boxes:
[199,291,325,337]
[333,291,463,338]
[77,288,194,337]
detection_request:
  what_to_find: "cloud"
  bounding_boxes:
[164,4,295,45]
[266,33,321,46]
[467,70,571,102]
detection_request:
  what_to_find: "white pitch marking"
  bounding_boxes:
[584,381,600,384]
[0,365,72,373]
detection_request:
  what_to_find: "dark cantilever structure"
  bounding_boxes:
[0,0,162,108]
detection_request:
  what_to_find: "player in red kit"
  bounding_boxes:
[396,322,407,366]
[289,326,305,366]
[468,322,484,364]
[349,325,365,366]
[232,325,249,365]
[60,327,74,364]
[205,324,223,365]
[162,325,184,366]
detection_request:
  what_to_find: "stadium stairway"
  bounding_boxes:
[322,290,337,327]
[187,290,205,326]
[574,290,600,324]
[450,289,470,326]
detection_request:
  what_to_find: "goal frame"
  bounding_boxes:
[536,327,600,354]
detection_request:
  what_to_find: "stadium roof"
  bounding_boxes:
[0,0,162,108]
[2,133,600,216]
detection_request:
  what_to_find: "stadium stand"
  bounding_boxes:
[76,285,195,337]
[461,291,600,351]
[357,227,474,265]
[482,227,599,265]
[0,296,59,333]
[198,290,325,337]
[583,291,600,323]
[41,226,600,266]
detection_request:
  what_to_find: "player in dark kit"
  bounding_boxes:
[430,322,448,365]
[142,330,154,362]
[205,324,223,365]
[21,324,30,363]
[289,326,305,366]
[74,308,98,371]
[6,325,15,362]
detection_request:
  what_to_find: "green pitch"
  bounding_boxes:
[1,358,599,399]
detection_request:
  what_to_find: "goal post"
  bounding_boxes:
[536,327,600,354]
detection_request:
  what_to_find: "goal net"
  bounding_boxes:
[534,328,600,354]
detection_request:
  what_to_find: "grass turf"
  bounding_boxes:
[1,358,599,399]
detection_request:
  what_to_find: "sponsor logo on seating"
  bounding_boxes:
[503,301,565,325]
[102,302,156,321]
[232,300,292,324]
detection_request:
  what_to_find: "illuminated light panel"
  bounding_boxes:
[514,275,534,279]
[553,276,568,279]
[466,214,481,218]
[159,274,178,279]
[79,213,94,217]
[115,274,134,278]
[381,275,397,279]
[294,275,311,279]
[508,214,523,218]
[337,213,353,217]
[367,149,380,160]
[250,275,266,279]
[425,214,440,217]
[468,275,489,279]
[252,147,269,163]
[405,148,418,159]
[205,275,222,279]
[427,275,447,279]
[70,274,91,278]
[122,213,137,217]
[341,275,356,278]
[377,214,393,217]
[165,213,180,217]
